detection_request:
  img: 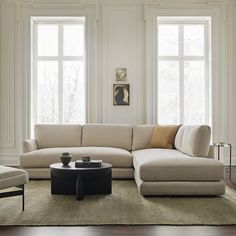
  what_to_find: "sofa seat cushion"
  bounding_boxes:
[132,149,224,181]
[20,147,133,168]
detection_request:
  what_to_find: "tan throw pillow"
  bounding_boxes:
[147,125,181,149]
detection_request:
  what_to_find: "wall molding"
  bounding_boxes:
[0,2,16,148]
[102,4,144,124]
[227,5,236,146]
[17,0,100,22]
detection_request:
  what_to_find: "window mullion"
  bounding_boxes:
[179,24,184,124]
[58,24,63,123]
[62,56,84,61]
[36,56,60,61]
[158,56,179,61]
[204,22,210,125]
[33,22,38,125]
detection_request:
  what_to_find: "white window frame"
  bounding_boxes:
[157,17,211,125]
[32,17,86,125]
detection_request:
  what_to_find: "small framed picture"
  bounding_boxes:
[113,84,130,106]
[116,68,127,81]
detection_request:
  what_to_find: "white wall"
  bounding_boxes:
[0,0,235,166]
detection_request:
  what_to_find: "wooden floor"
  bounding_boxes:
[1,226,236,236]
[0,167,236,236]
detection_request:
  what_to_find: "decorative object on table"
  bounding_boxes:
[213,142,232,180]
[113,84,130,106]
[75,160,102,168]
[82,156,90,163]
[60,152,72,166]
[116,68,127,81]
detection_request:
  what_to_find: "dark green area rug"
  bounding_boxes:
[0,180,236,225]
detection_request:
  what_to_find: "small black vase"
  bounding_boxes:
[60,152,72,166]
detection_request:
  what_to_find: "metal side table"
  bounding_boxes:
[213,142,232,180]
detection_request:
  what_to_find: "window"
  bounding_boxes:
[157,17,211,125]
[32,17,86,125]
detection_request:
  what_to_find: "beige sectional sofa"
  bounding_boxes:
[19,124,225,196]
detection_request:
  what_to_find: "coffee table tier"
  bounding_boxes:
[50,162,112,200]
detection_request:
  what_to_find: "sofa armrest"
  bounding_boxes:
[207,145,214,159]
[23,139,38,153]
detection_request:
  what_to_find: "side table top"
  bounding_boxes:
[213,142,231,147]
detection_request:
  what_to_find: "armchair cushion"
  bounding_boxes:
[0,165,29,190]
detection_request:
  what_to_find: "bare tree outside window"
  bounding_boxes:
[63,61,85,123]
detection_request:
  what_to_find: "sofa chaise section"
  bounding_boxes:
[133,149,224,182]
[132,125,225,195]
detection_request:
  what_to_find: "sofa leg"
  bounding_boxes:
[22,185,25,211]
[19,185,25,211]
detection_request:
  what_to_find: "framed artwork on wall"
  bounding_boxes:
[113,84,130,106]
[116,68,127,81]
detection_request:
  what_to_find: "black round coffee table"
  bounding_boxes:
[50,162,112,200]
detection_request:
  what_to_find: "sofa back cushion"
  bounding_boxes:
[82,124,132,151]
[35,124,82,149]
[132,125,156,151]
[174,125,211,157]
